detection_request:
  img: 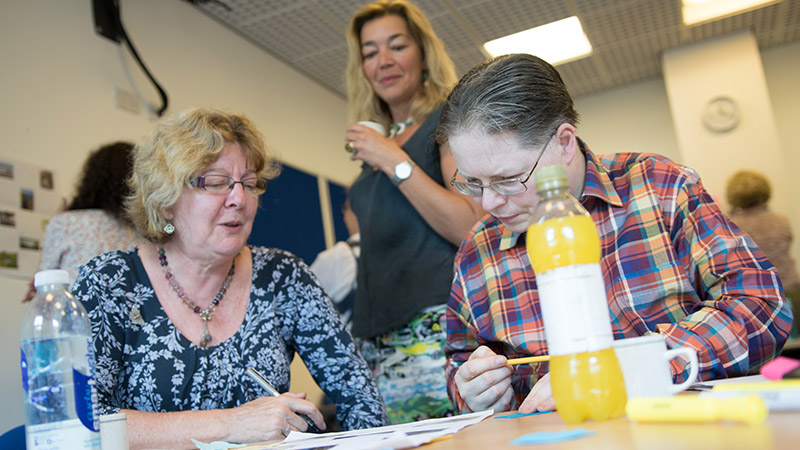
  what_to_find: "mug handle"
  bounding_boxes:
[664,347,699,394]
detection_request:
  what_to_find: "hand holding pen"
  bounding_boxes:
[245,367,324,433]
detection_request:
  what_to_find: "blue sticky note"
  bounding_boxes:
[494,411,555,419]
[510,428,596,445]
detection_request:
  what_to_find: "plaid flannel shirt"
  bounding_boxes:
[445,143,793,412]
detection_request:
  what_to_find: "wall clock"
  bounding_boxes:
[702,96,740,133]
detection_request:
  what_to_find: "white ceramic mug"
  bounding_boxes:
[100,412,129,450]
[613,334,699,398]
[358,121,386,136]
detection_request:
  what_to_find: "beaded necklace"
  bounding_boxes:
[389,118,414,138]
[157,247,235,348]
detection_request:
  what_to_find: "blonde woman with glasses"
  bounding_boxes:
[72,108,386,449]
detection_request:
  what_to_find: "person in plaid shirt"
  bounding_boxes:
[434,54,794,415]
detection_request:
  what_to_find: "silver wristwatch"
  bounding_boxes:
[391,159,416,186]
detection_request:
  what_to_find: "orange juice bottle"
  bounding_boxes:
[526,164,626,424]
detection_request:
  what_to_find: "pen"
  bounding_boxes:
[506,355,550,366]
[245,367,323,433]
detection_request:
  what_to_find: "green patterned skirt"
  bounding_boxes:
[358,304,455,424]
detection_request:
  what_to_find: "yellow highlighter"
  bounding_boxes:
[626,395,767,424]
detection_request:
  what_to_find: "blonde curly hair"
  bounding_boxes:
[126,107,281,242]
[345,0,458,126]
[726,169,771,211]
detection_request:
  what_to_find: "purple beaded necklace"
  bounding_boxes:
[157,247,235,348]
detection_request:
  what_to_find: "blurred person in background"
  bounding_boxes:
[727,169,800,339]
[23,141,139,301]
[310,196,360,331]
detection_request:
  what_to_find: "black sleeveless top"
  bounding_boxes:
[349,107,457,338]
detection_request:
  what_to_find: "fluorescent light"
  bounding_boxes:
[483,16,593,66]
[682,0,782,26]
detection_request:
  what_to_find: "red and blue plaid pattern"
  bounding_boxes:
[445,143,793,412]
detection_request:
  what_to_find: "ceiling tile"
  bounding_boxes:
[192,0,800,99]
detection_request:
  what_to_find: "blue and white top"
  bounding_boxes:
[72,246,387,430]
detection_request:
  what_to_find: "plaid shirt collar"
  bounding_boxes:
[498,139,623,251]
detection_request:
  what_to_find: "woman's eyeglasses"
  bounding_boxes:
[191,175,268,196]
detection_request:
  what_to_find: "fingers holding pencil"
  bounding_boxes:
[454,346,514,412]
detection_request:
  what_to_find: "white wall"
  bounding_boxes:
[0,0,351,431]
[574,78,681,163]
[2,0,799,434]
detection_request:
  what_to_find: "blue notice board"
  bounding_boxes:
[328,180,349,243]
[248,164,325,265]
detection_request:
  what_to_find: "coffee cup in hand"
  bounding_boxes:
[358,121,386,136]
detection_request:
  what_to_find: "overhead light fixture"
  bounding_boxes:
[682,0,782,26]
[483,16,593,66]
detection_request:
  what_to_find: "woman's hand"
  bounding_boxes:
[519,372,556,413]
[222,393,325,443]
[344,122,408,174]
[453,345,514,413]
[344,120,486,246]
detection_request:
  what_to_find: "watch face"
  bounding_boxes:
[702,96,740,132]
[395,161,413,179]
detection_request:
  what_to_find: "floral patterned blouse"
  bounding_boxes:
[40,210,139,285]
[72,246,387,430]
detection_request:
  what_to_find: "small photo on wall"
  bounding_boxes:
[40,170,54,190]
[0,162,13,179]
[20,236,40,250]
[0,210,15,227]
[0,251,18,269]
[21,188,34,211]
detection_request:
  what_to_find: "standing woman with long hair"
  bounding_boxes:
[23,142,140,302]
[41,141,139,283]
[343,0,485,423]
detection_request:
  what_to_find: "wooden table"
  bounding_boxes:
[424,409,799,450]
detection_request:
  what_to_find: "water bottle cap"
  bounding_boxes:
[534,164,568,193]
[34,269,70,287]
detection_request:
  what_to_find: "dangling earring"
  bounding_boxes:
[164,222,175,235]
[423,70,429,88]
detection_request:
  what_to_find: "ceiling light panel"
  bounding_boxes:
[682,0,782,26]
[483,16,593,65]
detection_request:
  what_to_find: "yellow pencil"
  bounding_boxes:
[506,355,550,365]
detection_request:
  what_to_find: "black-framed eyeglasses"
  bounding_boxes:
[450,133,555,197]
[191,175,268,196]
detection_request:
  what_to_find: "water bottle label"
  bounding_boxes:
[26,419,101,450]
[537,263,614,355]
[73,368,99,432]
[20,348,29,392]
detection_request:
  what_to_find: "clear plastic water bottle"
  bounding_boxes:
[526,164,626,423]
[20,269,101,449]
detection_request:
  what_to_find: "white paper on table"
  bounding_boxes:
[191,439,247,450]
[258,409,493,450]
